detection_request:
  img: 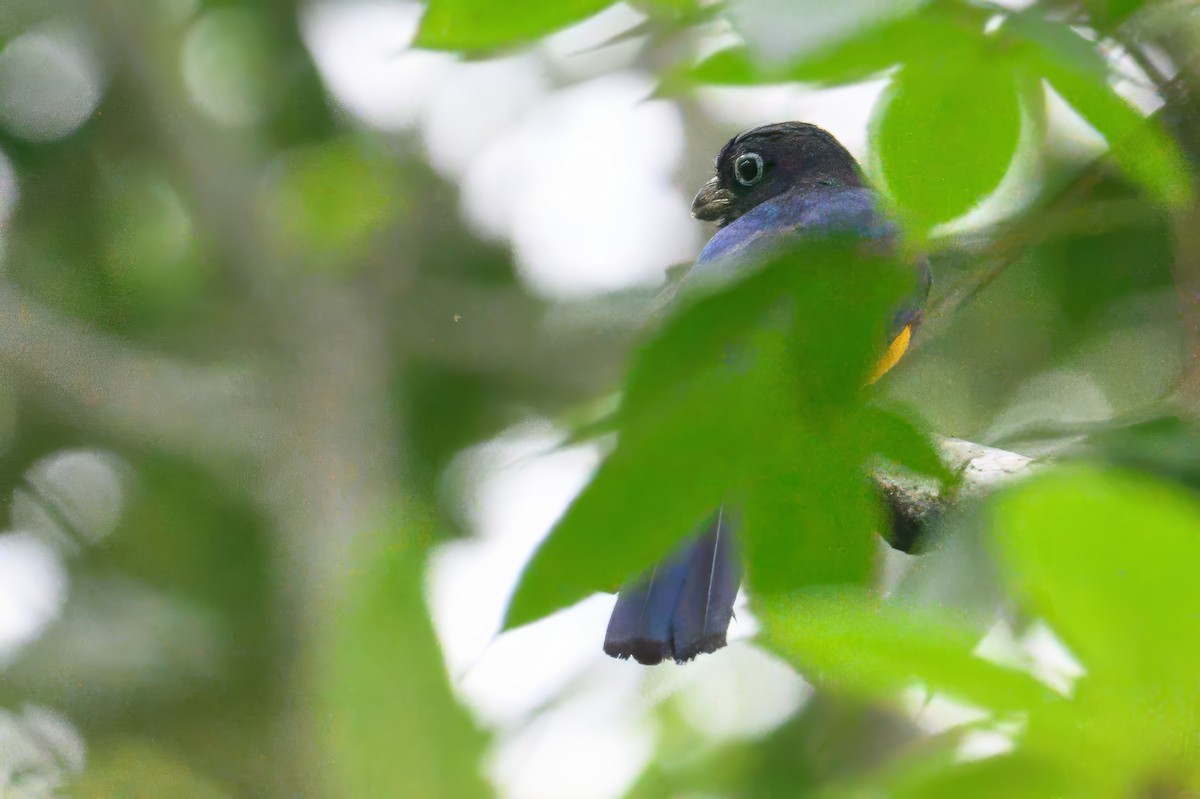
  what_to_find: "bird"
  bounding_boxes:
[602,122,929,666]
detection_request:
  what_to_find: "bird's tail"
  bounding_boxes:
[603,508,740,665]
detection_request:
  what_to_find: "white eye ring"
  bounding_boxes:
[734,152,764,187]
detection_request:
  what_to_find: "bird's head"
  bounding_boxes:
[691,122,863,227]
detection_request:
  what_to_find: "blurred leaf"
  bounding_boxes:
[990,467,1200,701]
[987,467,1200,793]
[104,455,271,678]
[688,13,964,89]
[416,0,617,50]
[101,170,206,317]
[397,363,519,502]
[503,347,758,628]
[687,46,762,85]
[620,254,795,415]
[629,0,700,21]
[628,694,921,798]
[755,695,920,797]
[742,429,882,592]
[322,519,490,799]
[183,8,276,127]
[1005,10,1108,82]
[1085,414,1200,488]
[1081,0,1147,27]
[859,405,952,486]
[1022,27,1191,207]
[857,750,1069,799]
[727,0,926,66]
[892,507,1003,633]
[872,57,1022,232]
[8,575,226,713]
[265,138,400,271]
[759,588,1057,712]
[72,740,230,799]
[782,243,916,406]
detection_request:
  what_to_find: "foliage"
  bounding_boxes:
[322,514,490,799]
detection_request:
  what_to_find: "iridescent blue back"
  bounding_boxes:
[687,184,892,284]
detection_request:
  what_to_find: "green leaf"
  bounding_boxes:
[620,253,797,418]
[505,268,790,628]
[688,46,762,86]
[740,250,916,595]
[872,56,1023,232]
[1086,414,1200,488]
[73,741,233,799]
[503,320,797,628]
[624,239,910,429]
[743,429,883,593]
[1081,0,1147,28]
[502,370,753,628]
[1005,10,1109,82]
[781,242,916,406]
[416,0,617,51]
[865,751,1070,799]
[989,467,1200,787]
[101,170,207,316]
[266,138,401,272]
[727,0,926,67]
[759,588,1057,712]
[629,0,698,21]
[1032,46,1191,207]
[688,13,964,89]
[990,467,1200,698]
[322,519,490,798]
[859,405,952,485]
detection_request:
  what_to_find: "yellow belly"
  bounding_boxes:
[868,324,911,385]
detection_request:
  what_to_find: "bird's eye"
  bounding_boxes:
[733,152,765,187]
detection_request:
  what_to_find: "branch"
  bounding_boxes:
[0,284,266,463]
[876,437,1038,552]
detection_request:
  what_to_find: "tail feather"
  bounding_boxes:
[672,508,740,661]
[603,547,691,665]
[603,509,741,665]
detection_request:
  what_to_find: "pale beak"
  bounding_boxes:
[691,176,734,222]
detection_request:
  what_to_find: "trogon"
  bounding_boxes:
[603,122,929,665]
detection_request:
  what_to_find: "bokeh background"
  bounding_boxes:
[1,0,1199,796]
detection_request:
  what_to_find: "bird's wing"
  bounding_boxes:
[681,183,929,349]
[683,184,890,290]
